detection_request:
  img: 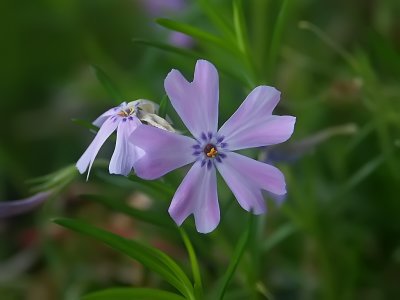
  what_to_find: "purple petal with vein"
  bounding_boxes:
[109,118,142,176]
[0,192,51,218]
[216,152,286,214]
[218,86,296,150]
[92,105,121,127]
[164,60,219,138]
[76,117,119,179]
[169,161,219,233]
[130,125,196,179]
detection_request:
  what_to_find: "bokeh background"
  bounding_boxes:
[1,0,399,299]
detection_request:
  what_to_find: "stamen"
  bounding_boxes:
[204,144,218,158]
[206,147,218,158]
[117,107,134,117]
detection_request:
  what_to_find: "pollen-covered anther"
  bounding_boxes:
[204,144,218,158]
[117,107,134,117]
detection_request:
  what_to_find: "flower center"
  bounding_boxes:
[117,107,135,117]
[204,144,218,158]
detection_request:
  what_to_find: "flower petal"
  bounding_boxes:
[130,125,196,179]
[109,118,143,176]
[92,102,126,127]
[76,117,119,179]
[164,59,219,138]
[218,86,296,150]
[216,152,286,214]
[0,192,51,218]
[169,161,220,233]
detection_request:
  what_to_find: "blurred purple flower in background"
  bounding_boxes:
[77,100,162,178]
[139,0,185,17]
[0,192,51,218]
[138,0,194,48]
[131,60,296,233]
[263,123,357,163]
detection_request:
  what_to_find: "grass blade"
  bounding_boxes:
[133,39,201,59]
[81,194,174,229]
[53,218,194,299]
[156,18,239,55]
[92,65,124,103]
[262,223,297,252]
[82,288,185,300]
[158,95,169,119]
[179,228,203,298]
[71,118,98,132]
[198,0,236,42]
[268,0,292,79]
[216,214,254,300]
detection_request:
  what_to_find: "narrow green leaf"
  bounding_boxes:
[268,0,292,79]
[179,228,203,298]
[156,18,239,55]
[132,38,247,85]
[71,118,99,132]
[217,214,254,300]
[28,165,78,193]
[232,0,257,85]
[158,95,169,119]
[133,38,201,59]
[198,0,236,42]
[92,65,124,103]
[94,172,171,202]
[53,218,194,299]
[262,223,297,252]
[344,155,384,192]
[298,21,360,73]
[81,194,174,229]
[128,175,175,200]
[82,288,186,300]
[80,195,176,230]
[233,0,247,53]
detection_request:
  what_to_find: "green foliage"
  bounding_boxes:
[53,218,195,300]
[92,65,124,104]
[2,0,400,299]
[82,288,186,300]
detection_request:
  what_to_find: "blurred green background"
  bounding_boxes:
[1,0,400,299]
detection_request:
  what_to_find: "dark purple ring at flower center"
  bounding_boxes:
[204,144,218,158]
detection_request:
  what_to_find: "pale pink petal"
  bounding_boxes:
[76,117,119,179]
[130,125,196,179]
[216,152,286,214]
[109,118,142,176]
[169,161,220,233]
[218,86,296,150]
[164,60,218,138]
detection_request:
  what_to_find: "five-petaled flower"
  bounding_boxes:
[130,60,296,233]
[76,99,173,179]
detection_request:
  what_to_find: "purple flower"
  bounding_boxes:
[130,60,296,233]
[77,100,165,178]
[139,0,185,17]
[0,192,51,218]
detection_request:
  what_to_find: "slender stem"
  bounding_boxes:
[179,228,203,299]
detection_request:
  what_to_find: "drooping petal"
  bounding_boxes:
[132,99,159,114]
[164,59,219,138]
[92,102,126,127]
[216,152,286,214]
[109,118,143,176]
[76,117,119,178]
[0,192,51,218]
[130,125,197,179]
[218,86,296,150]
[169,161,219,233]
